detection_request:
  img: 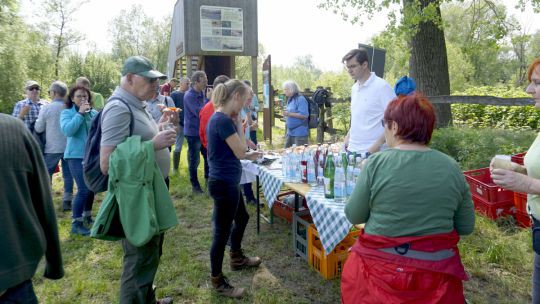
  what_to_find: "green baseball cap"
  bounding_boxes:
[121,56,167,79]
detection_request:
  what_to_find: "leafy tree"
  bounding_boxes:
[42,0,86,78]
[60,51,119,98]
[272,55,322,92]
[108,5,171,72]
[318,0,540,126]
[442,0,518,86]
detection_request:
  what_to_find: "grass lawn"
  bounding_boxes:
[33,122,535,303]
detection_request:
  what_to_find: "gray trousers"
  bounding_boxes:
[120,234,164,304]
[285,135,308,148]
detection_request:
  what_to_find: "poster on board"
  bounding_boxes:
[200,6,244,52]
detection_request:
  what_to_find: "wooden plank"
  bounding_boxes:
[325,96,534,106]
[428,95,534,106]
[284,182,311,197]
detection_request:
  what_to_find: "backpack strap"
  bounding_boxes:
[107,98,134,136]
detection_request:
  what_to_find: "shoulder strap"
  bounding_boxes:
[108,98,134,136]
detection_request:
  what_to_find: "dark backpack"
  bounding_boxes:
[312,88,331,107]
[83,98,134,193]
[304,95,319,129]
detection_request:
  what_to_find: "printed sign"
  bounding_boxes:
[200,6,244,52]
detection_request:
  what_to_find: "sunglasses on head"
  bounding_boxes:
[28,87,40,91]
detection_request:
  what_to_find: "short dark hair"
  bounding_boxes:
[383,93,436,145]
[342,48,369,66]
[213,75,230,87]
[242,79,251,87]
[191,71,206,84]
[66,85,93,109]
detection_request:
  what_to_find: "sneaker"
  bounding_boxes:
[211,273,244,298]
[157,296,173,304]
[230,249,262,271]
[71,220,90,236]
[62,200,72,212]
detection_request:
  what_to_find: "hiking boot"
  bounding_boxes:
[230,249,261,271]
[62,200,72,212]
[210,273,244,298]
[192,186,204,194]
[83,216,94,228]
[71,220,90,236]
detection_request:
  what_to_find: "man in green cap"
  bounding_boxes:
[99,55,178,304]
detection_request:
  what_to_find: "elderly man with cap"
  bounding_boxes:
[99,55,177,304]
[12,80,48,132]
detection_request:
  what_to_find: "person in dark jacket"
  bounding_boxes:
[0,113,64,302]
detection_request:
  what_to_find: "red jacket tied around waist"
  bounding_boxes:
[341,230,467,304]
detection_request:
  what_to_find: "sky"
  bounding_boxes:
[20,0,540,72]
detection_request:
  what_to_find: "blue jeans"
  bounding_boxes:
[174,126,185,153]
[43,153,74,200]
[208,179,249,276]
[0,279,38,304]
[250,130,257,145]
[66,158,94,220]
[185,136,208,189]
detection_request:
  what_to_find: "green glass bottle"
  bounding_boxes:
[324,153,335,199]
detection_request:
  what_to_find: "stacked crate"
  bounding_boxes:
[511,152,532,227]
[272,191,308,223]
[463,168,514,220]
[307,225,361,279]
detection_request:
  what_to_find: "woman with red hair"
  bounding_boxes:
[491,58,540,302]
[341,93,475,303]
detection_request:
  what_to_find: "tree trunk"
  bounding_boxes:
[406,0,453,127]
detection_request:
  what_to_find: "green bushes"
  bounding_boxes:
[451,86,538,130]
[430,126,536,170]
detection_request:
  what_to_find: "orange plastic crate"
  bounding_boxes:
[464,168,514,203]
[307,225,360,279]
[272,191,308,223]
[513,192,527,213]
[511,152,527,165]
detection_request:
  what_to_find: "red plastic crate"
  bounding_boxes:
[513,192,527,213]
[514,210,532,228]
[464,168,514,203]
[472,194,514,220]
[511,152,527,165]
[272,191,307,223]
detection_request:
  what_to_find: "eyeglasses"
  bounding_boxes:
[28,87,40,91]
[74,95,88,100]
[346,64,360,70]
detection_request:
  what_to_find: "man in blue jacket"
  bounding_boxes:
[183,71,209,194]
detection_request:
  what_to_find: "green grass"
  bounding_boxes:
[34,125,537,303]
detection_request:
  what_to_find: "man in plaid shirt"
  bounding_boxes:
[12,80,48,131]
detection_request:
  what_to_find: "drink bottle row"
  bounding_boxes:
[281,144,364,203]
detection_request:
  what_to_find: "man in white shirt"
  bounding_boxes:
[342,48,396,156]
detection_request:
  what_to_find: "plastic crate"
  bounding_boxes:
[464,168,514,203]
[307,225,361,280]
[513,192,527,213]
[472,194,514,220]
[292,210,312,261]
[511,152,527,165]
[514,210,532,228]
[272,191,307,223]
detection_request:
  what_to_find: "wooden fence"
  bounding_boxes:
[264,88,534,144]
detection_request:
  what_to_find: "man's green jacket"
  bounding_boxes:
[91,136,178,246]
